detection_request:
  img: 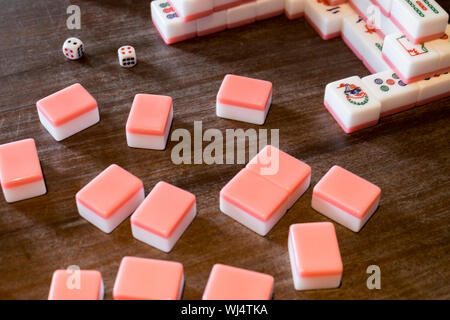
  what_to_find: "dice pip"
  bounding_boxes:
[62,37,84,60]
[118,46,137,68]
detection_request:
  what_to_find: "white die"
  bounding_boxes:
[118,46,137,68]
[62,37,84,60]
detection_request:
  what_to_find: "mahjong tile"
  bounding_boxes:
[202,264,274,300]
[151,0,197,44]
[256,0,285,20]
[131,181,196,253]
[76,164,145,233]
[169,0,214,21]
[428,25,450,71]
[362,70,419,116]
[382,33,441,83]
[227,1,257,29]
[324,76,381,133]
[341,12,389,73]
[197,10,227,36]
[288,222,343,290]
[305,0,353,40]
[113,257,184,300]
[285,0,305,20]
[220,168,290,236]
[416,72,450,105]
[214,0,242,12]
[36,83,99,141]
[390,0,448,44]
[48,270,104,300]
[0,139,46,203]
[312,165,381,232]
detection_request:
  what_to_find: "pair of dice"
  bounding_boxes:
[62,37,136,68]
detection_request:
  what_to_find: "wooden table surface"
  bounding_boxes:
[0,0,449,300]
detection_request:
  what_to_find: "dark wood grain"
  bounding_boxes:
[0,0,449,300]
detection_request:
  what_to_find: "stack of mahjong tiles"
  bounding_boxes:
[324,69,450,133]
[151,0,306,44]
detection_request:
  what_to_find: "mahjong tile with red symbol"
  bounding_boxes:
[113,257,184,300]
[428,25,450,71]
[382,33,442,83]
[76,164,144,234]
[341,12,389,74]
[362,70,420,117]
[416,72,450,105]
[0,139,46,203]
[304,0,353,40]
[288,222,343,290]
[312,166,381,232]
[169,0,214,21]
[126,94,173,150]
[36,83,99,141]
[285,0,305,20]
[220,168,289,236]
[151,0,197,45]
[390,0,448,44]
[217,74,272,125]
[202,264,274,300]
[131,181,196,253]
[324,76,381,133]
[255,0,285,21]
[48,270,104,300]
[246,145,311,209]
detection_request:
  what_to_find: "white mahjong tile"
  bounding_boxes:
[170,0,214,21]
[305,0,353,40]
[371,0,392,16]
[382,33,441,82]
[390,0,449,44]
[151,0,197,44]
[256,0,284,20]
[197,10,227,36]
[324,76,381,133]
[342,12,389,73]
[227,1,257,29]
[428,25,450,71]
[362,70,420,116]
[285,0,305,20]
[416,72,450,105]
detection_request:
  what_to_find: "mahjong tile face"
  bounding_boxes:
[382,33,440,81]
[324,76,382,132]
[417,72,450,104]
[362,70,420,116]
[390,0,448,43]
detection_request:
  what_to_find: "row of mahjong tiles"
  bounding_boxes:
[153,1,450,83]
[1,74,383,298]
